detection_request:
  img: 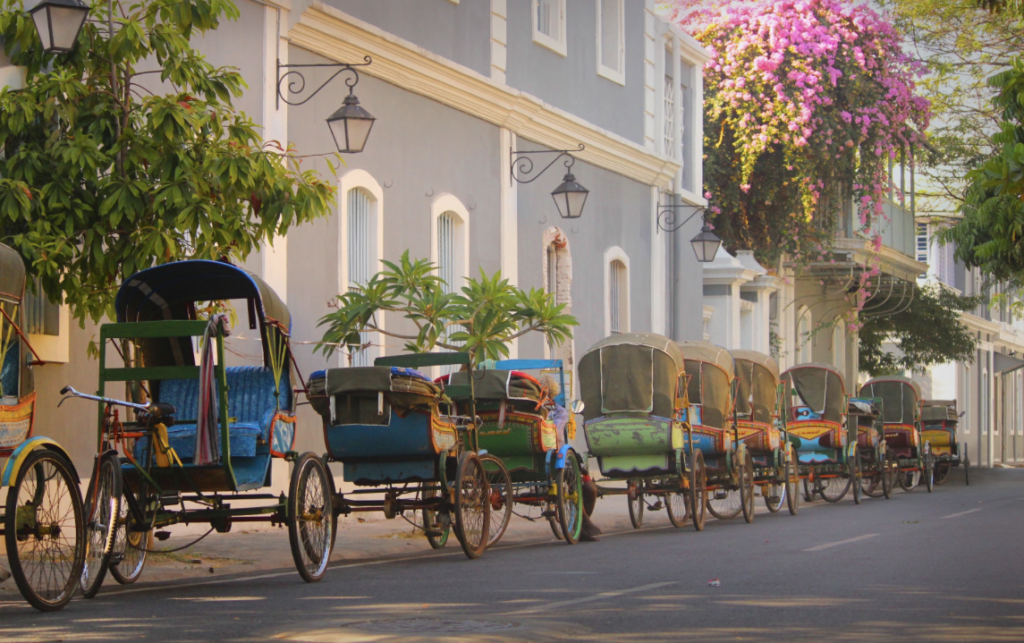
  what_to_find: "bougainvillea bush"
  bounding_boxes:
[667,0,931,268]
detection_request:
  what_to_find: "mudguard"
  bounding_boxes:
[2,437,80,487]
[555,444,572,469]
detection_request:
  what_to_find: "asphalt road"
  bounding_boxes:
[1,466,1021,643]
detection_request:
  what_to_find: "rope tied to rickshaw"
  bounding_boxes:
[195,314,231,466]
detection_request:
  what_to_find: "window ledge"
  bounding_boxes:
[533,31,567,57]
[597,63,625,86]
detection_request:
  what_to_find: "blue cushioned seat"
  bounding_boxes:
[135,366,290,462]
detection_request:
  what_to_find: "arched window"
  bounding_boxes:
[604,247,630,336]
[339,170,383,367]
[797,308,811,364]
[431,195,470,375]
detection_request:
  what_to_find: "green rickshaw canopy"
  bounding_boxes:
[447,370,544,403]
[860,376,921,425]
[578,333,684,422]
[732,349,779,425]
[680,341,733,430]
[782,363,847,423]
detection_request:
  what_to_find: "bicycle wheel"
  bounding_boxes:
[925,452,934,493]
[963,443,970,486]
[802,475,815,503]
[739,450,755,523]
[556,451,583,545]
[665,484,689,528]
[764,452,785,513]
[80,452,121,599]
[933,461,951,485]
[689,451,707,531]
[5,448,85,612]
[288,452,333,583]
[109,491,153,585]
[819,473,851,503]
[453,452,489,560]
[422,485,450,549]
[627,483,644,529]
[480,454,512,548]
[860,451,883,499]
[707,488,742,520]
[851,453,862,505]
[785,447,799,516]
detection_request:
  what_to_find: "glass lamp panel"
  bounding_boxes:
[31,8,52,51]
[50,5,86,51]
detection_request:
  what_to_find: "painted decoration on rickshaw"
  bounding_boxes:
[781,363,848,461]
[921,400,957,455]
[0,392,34,453]
[270,412,296,457]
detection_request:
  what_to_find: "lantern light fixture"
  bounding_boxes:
[29,0,89,54]
[511,144,589,221]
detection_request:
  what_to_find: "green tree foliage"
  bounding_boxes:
[318,252,578,366]
[0,0,337,321]
[940,59,1024,285]
[879,0,1024,216]
[859,284,981,375]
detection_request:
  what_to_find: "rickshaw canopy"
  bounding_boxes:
[578,333,683,422]
[308,366,440,425]
[114,260,290,369]
[732,349,779,425]
[922,399,958,423]
[0,242,25,305]
[680,341,734,430]
[447,369,546,403]
[860,376,922,425]
[782,363,847,423]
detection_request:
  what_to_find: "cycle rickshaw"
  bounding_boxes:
[579,333,705,531]
[61,259,332,591]
[0,242,85,611]
[848,397,894,499]
[781,363,860,504]
[443,359,583,546]
[732,350,798,516]
[859,376,932,492]
[679,342,755,523]
[308,352,491,560]
[921,399,969,485]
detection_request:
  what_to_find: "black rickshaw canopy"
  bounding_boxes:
[782,363,847,423]
[114,260,290,369]
[732,349,779,425]
[860,376,922,425]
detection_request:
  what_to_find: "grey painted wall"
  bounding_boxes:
[515,138,652,361]
[671,210,705,342]
[506,0,646,146]
[284,45,502,451]
[325,0,492,78]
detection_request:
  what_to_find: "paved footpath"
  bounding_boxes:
[1,466,1021,643]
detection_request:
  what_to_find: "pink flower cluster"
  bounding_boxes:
[670,0,930,226]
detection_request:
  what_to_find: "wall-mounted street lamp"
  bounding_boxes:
[657,200,723,263]
[277,56,376,154]
[511,144,589,220]
[29,0,89,54]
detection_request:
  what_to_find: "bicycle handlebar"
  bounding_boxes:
[59,385,151,412]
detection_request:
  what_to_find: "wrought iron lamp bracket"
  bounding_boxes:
[657,202,706,234]
[276,55,373,109]
[510,144,585,184]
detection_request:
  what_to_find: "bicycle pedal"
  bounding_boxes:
[154,531,171,541]
[540,510,557,518]
[423,528,443,537]
[649,501,664,511]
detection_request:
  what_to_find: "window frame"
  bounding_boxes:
[604,246,630,336]
[533,0,567,57]
[339,169,385,366]
[596,0,625,85]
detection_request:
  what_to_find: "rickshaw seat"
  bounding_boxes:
[137,366,291,461]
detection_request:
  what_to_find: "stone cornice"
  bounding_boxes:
[288,3,682,188]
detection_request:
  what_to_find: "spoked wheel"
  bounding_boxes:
[627,482,644,529]
[739,450,755,523]
[547,503,564,541]
[899,465,921,491]
[665,484,689,528]
[109,491,153,585]
[883,449,897,499]
[453,452,490,560]
[925,451,935,493]
[860,453,884,499]
[785,447,799,516]
[819,472,851,503]
[851,453,862,505]
[933,461,951,486]
[5,448,85,612]
[480,455,512,548]
[80,452,121,599]
[689,451,707,532]
[288,452,333,583]
[421,485,451,550]
[802,473,815,503]
[556,451,583,545]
